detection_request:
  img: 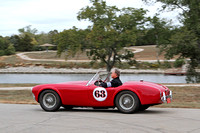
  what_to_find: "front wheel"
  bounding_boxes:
[115,91,140,114]
[39,90,61,112]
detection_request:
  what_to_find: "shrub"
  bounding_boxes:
[174,59,185,68]
[92,62,102,69]
[150,63,159,68]
[161,61,172,69]
[115,62,131,69]
[0,50,4,56]
[4,44,15,55]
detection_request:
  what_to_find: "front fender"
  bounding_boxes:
[36,86,63,103]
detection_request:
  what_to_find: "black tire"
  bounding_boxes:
[39,90,61,112]
[115,91,140,114]
[139,105,150,111]
[63,105,73,110]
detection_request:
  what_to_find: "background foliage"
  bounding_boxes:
[1,0,200,81]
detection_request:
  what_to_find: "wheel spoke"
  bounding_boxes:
[43,93,56,108]
[119,94,135,110]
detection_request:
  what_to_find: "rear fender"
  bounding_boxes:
[113,88,142,105]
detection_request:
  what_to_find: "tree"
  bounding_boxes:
[18,25,38,37]
[135,14,172,47]
[18,25,39,48]
[9,35,21,51]
[143,0,200,82]
[35,32,50,45]
[9,26,38,51]
[0,36,15,56]
[77,0,148,71]
[0,36,8,56]
[20,34,34,51]
[148,15,172,45]
[147,15,172,61]
[48,30,59,45]
[11,34,33,51]
[4,44,15,55]
[57,27,88,58]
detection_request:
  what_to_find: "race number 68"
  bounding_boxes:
[93,87,107,101]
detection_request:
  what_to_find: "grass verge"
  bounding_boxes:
[156,86,200,109]
[0,84,38,87]
[0,90,38,104]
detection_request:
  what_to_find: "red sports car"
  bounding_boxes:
[32,71,172,113]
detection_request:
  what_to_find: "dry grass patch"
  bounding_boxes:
[0,45,179,65]
[0,90,38,104]
[26,51,90,60]
[0,84,38,87]
[134,45,179,60]
[156,86,200,108]
[0,55,25,64]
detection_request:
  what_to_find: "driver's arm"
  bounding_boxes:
[100,82,111,88]
[100,82,107,88]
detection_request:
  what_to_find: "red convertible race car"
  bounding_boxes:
[32,71,172,113]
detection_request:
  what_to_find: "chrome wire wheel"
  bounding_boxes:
[115,91,140,113]
[119,94,135,110]
[43,93,57,109]
[39,90,61,112]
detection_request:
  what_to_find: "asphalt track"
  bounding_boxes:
[0,104,200,133]
[3,47,199,133]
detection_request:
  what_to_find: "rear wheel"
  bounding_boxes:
[115,91,140,114]
[39,90,61,112]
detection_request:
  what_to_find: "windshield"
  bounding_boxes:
[86,71,110,86]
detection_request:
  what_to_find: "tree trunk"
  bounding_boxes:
[155,34,160,63]
[106,65,112,72]
[198,40,200,64]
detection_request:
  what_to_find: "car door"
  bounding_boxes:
[60,84,90,106]
[87,84,116,107]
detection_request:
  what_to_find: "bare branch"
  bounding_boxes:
[173,3,187,12]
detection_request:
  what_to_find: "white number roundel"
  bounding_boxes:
[93,87,107,101]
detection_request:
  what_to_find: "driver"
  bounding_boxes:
[100,69,122,88]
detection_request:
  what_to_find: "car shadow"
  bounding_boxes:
[57,107,169,114]
[135,109,169,115]
[59,107,119,113]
